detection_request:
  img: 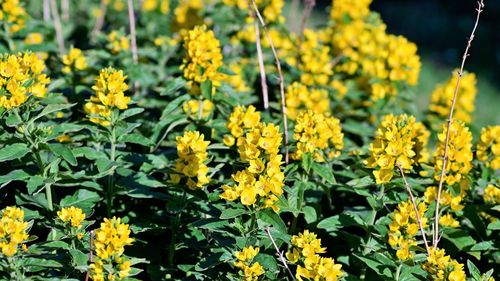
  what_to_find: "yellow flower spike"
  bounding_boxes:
[233,246,264,281]
[57,206,86,228]
[0,206,29,257]
[62,48,87,74]
[107,31,130,53]
[483,184,500,205]
[477,126,500,170]
[180,25,223,87]
[423,248,466,281]
[182,99,214,119]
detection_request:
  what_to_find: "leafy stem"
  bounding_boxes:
[106,121,117,217]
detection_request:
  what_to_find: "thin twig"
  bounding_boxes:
[50,0,65,54]
[289,0,300,33]
[43,0,51,22]
[433,0,485,247]
[265,228,296,281]
[253,20,269,110]
[84,230,95,281]
[250,0,289,164]
[61,0,69,21]
[330,52,344,68]
[92,0,107,40]
[397,165,430,255]
[298,0,315,41]
[127,0,139,95]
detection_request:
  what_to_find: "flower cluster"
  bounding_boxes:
[286,82,330,120]
[365,114,430,184]
[422,248,466,281]
[57,206,86,228]
[428,70,477,125]
[182,99,214,120]
[388,200,428,260]
[224,0,284,24]
[298,29,333,87]
[180,25,224,88]
[293,110,344,162]
[477,125,500,170]
[0,206,29,257]
[233,246,264,281]
[222,63,251,92]
[107,31,130,54]
[142,0,169,14]
[483,184,500,205]
[221,106,285,211]
[90,217,133,281]
[433,121,473,186]
[0,0,27,33]
[171,131,210,190]
[84,68,130,126]
[62,48,87,74]
[286,230,343,281]
[329,0,421,102]
[0,52,50,109]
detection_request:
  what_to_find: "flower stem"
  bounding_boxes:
[106,125,116,217]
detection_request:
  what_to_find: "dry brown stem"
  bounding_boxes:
[433,0,485,247]
[254,20,269,110]
[92,0,107,40]
[265,227,296,281]
[50,0,65,54]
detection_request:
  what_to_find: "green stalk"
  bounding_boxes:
[106,124,117,217]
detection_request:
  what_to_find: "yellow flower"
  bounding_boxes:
[429,70,477,125]
[286,82,330,120]
[477,126,500,170]
[171,131,211,190]
[180,25,224,88]
[433,121,473,186]
[287,230,342,280]
[142,0,169,13]
[221,63,251,92]
[233,246,264,281]
[1,0,28,33]
[423,248,466,281]
[182,99,214,119]
[330,0,372,22]
[483,184,500,205]
[24,32,43,45]
[388,200,428,260]
[224,0,284,24]
[107,31,130,54]
[0,52,50,109]
[0,206,29,257]
[62,48,87,74]
[366,114,430,184]
[57,206,86,228]
[293,110,344,162]
[172,0,204,32]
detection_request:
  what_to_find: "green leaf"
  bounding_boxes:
[255,254,279,279]
[311,162,336,184]
[200,80,213,99]
[259,209,287,234]
[60,189,100,213]
[160,77,186,96]
[442,229,476,250]
[32,103,75,122]
[301,153,312,173]
[69,249,89,271]
[47,143,77,166]
[0,143,30,162]
[317,215,342,233]
[220,208,247,219]
[119,108,145,121]
[487,221,500,231]
[0,169,30,187]
[303,206,317,224]
[27,175,45,194]
[119,133,153,147]
[467,260,481,281]
[469,241,494,251]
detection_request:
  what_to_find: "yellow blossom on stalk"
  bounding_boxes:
[0,52,50,109]
[286,230,343,281]
[477,126,500,170]
[107,31,130,54]
[424,186,464,212]
[428,70,477,125]
[62,48,87,74]
[422,248,466,281]
[171,131,211,190]
[183,99,214,119]
[293,110,344,162]
[180,25,224,88]
[439,213,460,228]
[233,246,264,281]
[0,206,29,257]
[365,114,430,184]
[57,206,86,228]
[90,217,133,281]
[24,32,43,45]
[330,0,372,22]
[388,200,428,260]
[172,0,204,32]
[0,0,28,33]
[298,29,333,87]
[483,184,500,205]
[433,121,473,186]
[225,105,261,139]
[286,82,330,120]
[331,80,348,99]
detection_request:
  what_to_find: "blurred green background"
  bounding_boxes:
[288,0,500,128]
